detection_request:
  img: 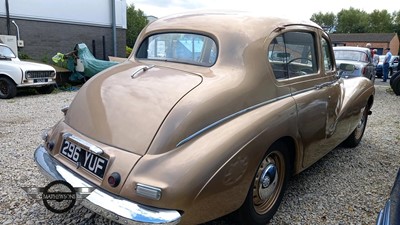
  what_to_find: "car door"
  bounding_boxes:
[271,30,342,167]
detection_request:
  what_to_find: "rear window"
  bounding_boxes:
[334,50,369,63]
[136,33,217,66]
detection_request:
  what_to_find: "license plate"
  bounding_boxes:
[34,79,48,83]
[60,139,108,179]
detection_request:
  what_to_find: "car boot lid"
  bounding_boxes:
[65,61,202,155]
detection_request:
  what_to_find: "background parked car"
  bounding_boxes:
[333,46,375,81]
[389,55,399,76]
[376,55,399,78]
[0,43,56,99]
[390,71,400,95]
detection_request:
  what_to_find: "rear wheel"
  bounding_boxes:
[342,105,369,147]
[390,71,400,88]
[392,75,400,96]
[376,70,382,78]
[236,142,292,225]
[0,77,17,99]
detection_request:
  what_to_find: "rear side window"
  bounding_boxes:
[136,33,217,66]
[268,32,318,80]
[321,38,334,71]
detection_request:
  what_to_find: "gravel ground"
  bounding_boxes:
[0,81,399,225]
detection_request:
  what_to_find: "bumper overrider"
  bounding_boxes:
[34,145,181,225]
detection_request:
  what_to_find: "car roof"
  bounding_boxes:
[141,10,322,44]
[333,46,370,52]
[133,10,324,70]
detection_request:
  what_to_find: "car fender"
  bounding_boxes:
[339,77,374,133]
[0,62,23,84]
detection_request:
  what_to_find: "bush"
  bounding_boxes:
[18,52,31,60]
[126,46,132,58]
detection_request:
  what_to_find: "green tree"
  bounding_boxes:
[393,11,400,34]
[336,7,369,33]
[368,9,392,32]
[311,12,336,33]
[126,4,148,48]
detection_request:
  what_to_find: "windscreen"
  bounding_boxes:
[0,45,16,58]
[334,50,368,63]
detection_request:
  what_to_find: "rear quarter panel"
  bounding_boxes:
[121,96,298,224]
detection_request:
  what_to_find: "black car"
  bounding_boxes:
[376,55,399,78]
[376,168,400,225]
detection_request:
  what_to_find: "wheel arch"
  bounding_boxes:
[0,74,18,99]
[271,136,296,175]
[367,94,374,111]
[0,73,18,85]
[165,106,300,223]
[174,134,299,224]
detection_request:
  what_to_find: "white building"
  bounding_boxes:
[0,0,127,60]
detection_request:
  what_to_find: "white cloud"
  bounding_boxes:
[127,0,399,20]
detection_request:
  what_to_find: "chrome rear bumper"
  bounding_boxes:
[34,145,181,225]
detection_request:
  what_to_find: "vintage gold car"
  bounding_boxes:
[34,11,375,225]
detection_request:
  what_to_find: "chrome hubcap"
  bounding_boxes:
[259,164,278,201]
[253,150,284,214]
[355,108,366,139]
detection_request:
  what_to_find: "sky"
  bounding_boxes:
[126,0,399,20]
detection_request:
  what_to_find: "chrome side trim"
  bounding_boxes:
[314,80,339,90]
[376,200,390,225]
[290,79,340,96]
[34,146,181,225]
[290,87,315,96]
[176,79,340,147]
[176,94,292,147]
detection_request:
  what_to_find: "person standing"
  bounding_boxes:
[373,49,379,66]
[383,48,392,82]
[366,43,374,57]
[373,49,379,76]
